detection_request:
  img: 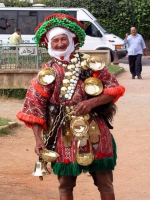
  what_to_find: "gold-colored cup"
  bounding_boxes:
[76,140,94,166]
[40,149,59,162]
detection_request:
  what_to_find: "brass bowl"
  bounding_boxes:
[38,67,56,85]
[87,56,105,71]
[76,140,94,166]
[76,152,94,166]
[70,116,89,137]
[40,149,59,162]
[84,77,103,96]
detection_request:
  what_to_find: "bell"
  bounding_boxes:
[31,160,50,180]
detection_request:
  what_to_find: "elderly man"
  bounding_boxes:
[17,11,125,200]
[124,27,147,79]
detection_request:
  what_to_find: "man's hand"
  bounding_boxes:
[124,33,129,40]
[74,99,93,116]
[34,138,46,156]
[74,94,115,116]
[32,123,46,156]
[143,49,147,56]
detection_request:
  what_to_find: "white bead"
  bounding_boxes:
[70,79,74,83]
[68,86,71,90]
[65,94,69,98]
[71,90,74,93]
[75,68,79,72]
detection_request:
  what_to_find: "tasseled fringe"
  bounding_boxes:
[51,135,117,176]
[16,111,47,129]
[103,85,125,102]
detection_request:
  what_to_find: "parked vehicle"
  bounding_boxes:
[0,3,127,61]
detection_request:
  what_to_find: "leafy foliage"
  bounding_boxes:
[2,0,150,39]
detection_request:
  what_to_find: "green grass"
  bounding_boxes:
[0,127,10,137]
[108,64,122,73]
[0,118,11,137]
[0,117,10,126]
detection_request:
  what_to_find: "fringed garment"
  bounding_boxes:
[17,60,125,176]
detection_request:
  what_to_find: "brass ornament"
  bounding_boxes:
[84,77,103,96]
[63,79,70,87]
[62,134,72,147]
[70,116,89,137]
[65,71,73,79]
[60,86,67,95]
[38,67,56,85]
[79,136,88,146]
[87,56,105,71]
[67,64,75,71]
[88,120,100,143]
[81,59,89,70]
[76,139,94,166]
[31,160,50,179]
[40,149,60,162]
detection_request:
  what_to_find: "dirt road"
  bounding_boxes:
[0,60,150,200]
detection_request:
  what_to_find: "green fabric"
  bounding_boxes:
[51,135,117,176]
[35,14,86,48]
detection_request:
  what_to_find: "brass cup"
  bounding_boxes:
[38,67,56,85]
[84,77,103,96]
[40,149,59,162]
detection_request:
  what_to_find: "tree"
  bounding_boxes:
[3,0,150,39]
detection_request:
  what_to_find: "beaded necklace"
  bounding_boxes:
[54,52,82,101]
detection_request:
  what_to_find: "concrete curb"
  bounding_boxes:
[114,67,125,76]
[0,121,19,131]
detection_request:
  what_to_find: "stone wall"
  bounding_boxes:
[0,69,39,89]
[0,50,110,89]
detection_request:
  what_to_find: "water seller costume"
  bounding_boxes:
[17,11,125,177]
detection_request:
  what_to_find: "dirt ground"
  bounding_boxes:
[0,61,150,200]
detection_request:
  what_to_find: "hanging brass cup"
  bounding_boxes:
[87,56,105,71]
[70,116,89,137]
[76,139,94,166]
[40,149,59,162]
[38,67,56,85]
[84,77,103,96]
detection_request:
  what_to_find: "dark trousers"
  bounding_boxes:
[128,54,142,76]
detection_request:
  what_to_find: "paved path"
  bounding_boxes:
[111,58,150,200]
[0,58,150,200]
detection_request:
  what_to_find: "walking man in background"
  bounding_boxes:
[124,26,147,79]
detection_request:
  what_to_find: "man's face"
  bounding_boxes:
[51,34,69,51]
[131,27,137,36]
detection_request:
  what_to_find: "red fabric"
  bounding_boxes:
[16,111,47,129]
[16,60,125,164]
[103,85,125,102]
